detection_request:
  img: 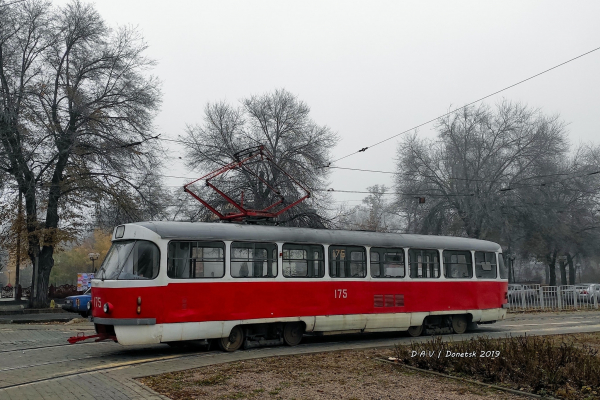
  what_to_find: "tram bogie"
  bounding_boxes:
[88,221,509,350]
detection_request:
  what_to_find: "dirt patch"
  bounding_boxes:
[139,348,525,399]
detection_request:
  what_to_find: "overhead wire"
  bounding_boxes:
[323,166,600,189]
[327,45,600,165]
[91,46,600,200]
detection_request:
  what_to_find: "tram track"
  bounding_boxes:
[0,354,100,372]
[0,331,485,390]
[0,340,111,354]
[0,348,221,390]
[0,343,206,373]
[0,332,380,390]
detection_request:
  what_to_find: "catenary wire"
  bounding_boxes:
[327,45,600,165]
[323,166,600,186]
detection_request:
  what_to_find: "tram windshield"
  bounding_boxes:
[98,240,160,280]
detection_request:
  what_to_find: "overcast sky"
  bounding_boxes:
[62,0,600,205]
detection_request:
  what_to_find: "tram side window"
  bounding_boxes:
[443,250,473,279]
[282,244,325,278]
[408,249,440,278]
[231,242,277,278]
[498,253,508,279]
[370,248,405,278]
[118,241,160,280]
[475,251,497,279]
[167,241,225,279]
[329,246,367,278]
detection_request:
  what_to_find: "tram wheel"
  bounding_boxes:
[452,315,468,334]
[283,322,304,346]
[218,326,244,352]
[407,325,423,337]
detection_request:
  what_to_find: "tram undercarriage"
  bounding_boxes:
[80,309,501,351]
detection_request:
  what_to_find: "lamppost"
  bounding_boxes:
[88,253,100,273]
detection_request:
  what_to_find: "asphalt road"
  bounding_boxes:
[1,311,600,399]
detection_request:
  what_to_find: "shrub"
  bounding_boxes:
[395,335,600,399]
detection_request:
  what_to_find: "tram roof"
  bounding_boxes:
[129,221,502,252]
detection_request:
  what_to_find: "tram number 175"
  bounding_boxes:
[334,289,347,299]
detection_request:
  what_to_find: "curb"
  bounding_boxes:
[376,358,560,399]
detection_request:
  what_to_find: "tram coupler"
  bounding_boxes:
[68,332,117,344]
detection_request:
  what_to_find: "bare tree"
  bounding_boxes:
[183,89,337,227]
[395,101,600,285]
[92,167,171,231]
[0,0,162,307]
[395,101,567,240]
[517,144,600,285]
[335,185,401,232]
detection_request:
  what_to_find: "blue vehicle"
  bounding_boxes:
[62,288,92,317]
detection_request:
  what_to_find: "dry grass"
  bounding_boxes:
[139,348,525,400]
[547,332,600,352]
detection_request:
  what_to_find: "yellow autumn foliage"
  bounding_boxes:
[49,230,113,286]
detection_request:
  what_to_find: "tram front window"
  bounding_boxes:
[99,240,160,280]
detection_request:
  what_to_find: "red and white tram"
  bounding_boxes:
[89,221,508,351]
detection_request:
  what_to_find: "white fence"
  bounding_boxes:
[508,284,600,311]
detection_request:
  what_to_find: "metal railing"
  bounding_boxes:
[508,284,599,311]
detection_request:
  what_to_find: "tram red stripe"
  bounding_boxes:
[91,281,507,324]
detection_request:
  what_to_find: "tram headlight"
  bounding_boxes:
[115,225,125,238]
[103,302,113,314]
[76,299,80,307]
[87,302,91,311]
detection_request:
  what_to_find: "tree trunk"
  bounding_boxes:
[30,135,71,308]
[566,253,576,285]
[549,265,556,286]
[559,259,567,286]
[30,247,53,308]
[511,258,516,283]
[547,250,557,286]
[14,191,22,300]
